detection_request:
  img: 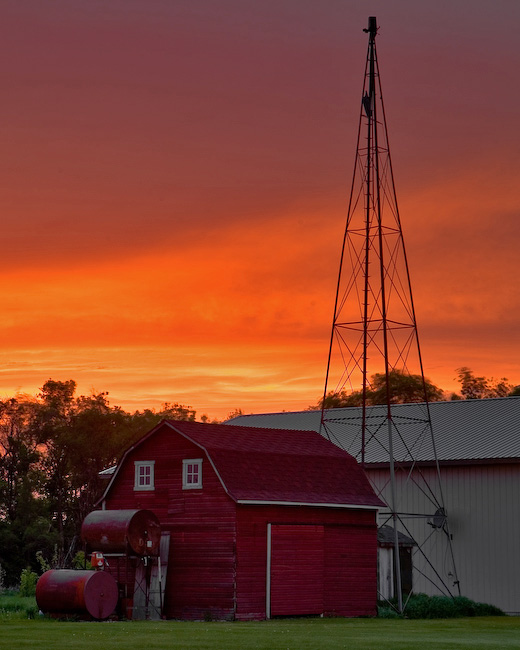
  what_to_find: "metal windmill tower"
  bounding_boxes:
[320,17,459,611]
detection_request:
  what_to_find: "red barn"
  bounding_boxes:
[97,420,383,620]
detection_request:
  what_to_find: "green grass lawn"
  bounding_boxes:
[0,617,518,650]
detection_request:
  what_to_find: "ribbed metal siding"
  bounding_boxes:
[368,463,520,613]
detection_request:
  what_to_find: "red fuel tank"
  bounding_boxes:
[81,509,161,556]
[36,570,118,620]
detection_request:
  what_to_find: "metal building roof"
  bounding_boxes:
[227,397,520,464]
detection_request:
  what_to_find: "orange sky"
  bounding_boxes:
[1,1,519,419]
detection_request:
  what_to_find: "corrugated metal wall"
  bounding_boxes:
[368,463,520,614]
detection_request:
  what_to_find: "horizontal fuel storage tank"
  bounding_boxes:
[81,509,161,556]
[36,570,118,620]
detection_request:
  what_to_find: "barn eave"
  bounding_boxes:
[236,499,381,510]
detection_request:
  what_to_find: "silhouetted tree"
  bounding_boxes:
[0,382,215,582]
[315,369,444,409]
[0,395,56,585]
[454,367,513,400]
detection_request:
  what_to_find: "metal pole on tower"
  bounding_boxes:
[320,17,459,612]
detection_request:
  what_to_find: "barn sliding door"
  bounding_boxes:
[269,524,324,617]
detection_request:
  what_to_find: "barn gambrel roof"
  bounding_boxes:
[99,420,383,509]
[227,397,520,465]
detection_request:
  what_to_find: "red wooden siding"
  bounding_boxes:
[270,524,324,616]
[235,504,378,620]
[233,518,267,620]
[166,525,235,620]
[323,524,377,617]
[103,429,237,620]
[101,422,379,620]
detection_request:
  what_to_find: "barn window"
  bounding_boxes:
[134,461,155,491]
[182,459,203,489]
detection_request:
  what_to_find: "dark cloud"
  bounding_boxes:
[0,1,519,415]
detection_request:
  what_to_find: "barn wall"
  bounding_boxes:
[368,462,520,614]
[101,424,380,621]
[103,428,237,621]
[270,524,325,616]
[235,505,378,620]
[324,522,378,616]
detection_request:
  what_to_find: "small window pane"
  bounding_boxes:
[183,459,202,489]
[139,466,151,486]
[134,461,155,491]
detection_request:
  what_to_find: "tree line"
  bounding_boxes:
[1,369,518,588]
[0,379,232,588]
[316,367,519,409]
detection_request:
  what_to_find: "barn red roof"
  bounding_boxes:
[102,420,383,509]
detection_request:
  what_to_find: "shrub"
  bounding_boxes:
[394,593,506,619]
[72,551,92,570]
[377,605,402,619]
[474,601,506,617]
[403,593,433,619]
[35,551,51,574]
[19,568,38,597]
[426,596,458,618]
[453,596,477,617]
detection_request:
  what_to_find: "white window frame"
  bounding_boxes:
[134,461,155,491]
[182,458,203,489]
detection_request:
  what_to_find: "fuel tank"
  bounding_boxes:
[35,570,118,620]
[81,509,161,556]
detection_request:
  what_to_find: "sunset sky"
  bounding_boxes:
[1,1,519,420]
